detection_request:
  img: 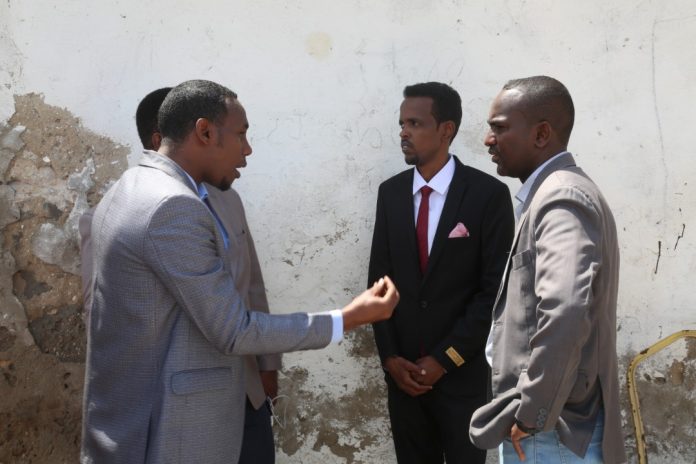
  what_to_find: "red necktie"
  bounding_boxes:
[416,186,433,276]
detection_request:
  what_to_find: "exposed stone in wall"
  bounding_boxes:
[0,93,128,463]
[626,337,696,462]
[276,327,392,464]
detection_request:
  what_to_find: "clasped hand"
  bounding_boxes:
[384,355,445,397]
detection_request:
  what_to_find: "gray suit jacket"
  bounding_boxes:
[470,153,626,463]
[79,187,280,411]
[81,151,332,464]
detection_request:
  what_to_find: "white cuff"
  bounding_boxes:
[328,309,344,344]
[316,309,344,344]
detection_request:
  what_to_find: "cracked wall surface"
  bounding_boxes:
[624,339,696,463]
[2,1,696,463]
[0,94,128,463]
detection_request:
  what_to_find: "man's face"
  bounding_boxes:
[207,99,252,191]
[484,89,537,181]
[399,97,447,167]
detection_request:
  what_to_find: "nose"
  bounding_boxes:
[400,127,409,139]
[244,139,252,157]
[484,130,495,147]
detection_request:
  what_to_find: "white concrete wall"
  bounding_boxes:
[2,1,696,462]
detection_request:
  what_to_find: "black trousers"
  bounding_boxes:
[238,398,275,464]
[387,382,487,464]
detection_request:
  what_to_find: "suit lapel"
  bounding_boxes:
[491,152,577,313]
[492,209,529,314]
[422,158,468,284]
[139,151,228,259]
[398,170,420,272]
[206,187,238,272]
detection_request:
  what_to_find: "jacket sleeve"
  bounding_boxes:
[144,195,333,356]
[368,184,400,364]
[514,186,601,431]
[432,182,514,371]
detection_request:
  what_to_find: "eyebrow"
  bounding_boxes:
[399,117,422,124]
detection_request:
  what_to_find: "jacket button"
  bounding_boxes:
[420,300,428,309]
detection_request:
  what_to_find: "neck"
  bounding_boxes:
[417,152,450,182]
[158,141,202,184]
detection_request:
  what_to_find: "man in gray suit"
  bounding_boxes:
[79,87,283,463]
[80,79,399,464]
[469,76,626,463]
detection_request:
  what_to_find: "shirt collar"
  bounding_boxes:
[182,170,209,201]
[515,151,568,204]
[412,155,455,195]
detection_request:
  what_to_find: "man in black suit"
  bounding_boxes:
[368,82,515,463]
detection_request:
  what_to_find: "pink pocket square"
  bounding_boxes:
[448,222,470,238]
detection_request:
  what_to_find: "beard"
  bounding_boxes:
[404,152,419,165]
[217,178,232,191]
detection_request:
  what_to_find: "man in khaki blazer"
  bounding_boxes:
[79,87,279,463]
[469,76,626,464]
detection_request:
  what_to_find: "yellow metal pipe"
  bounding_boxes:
[626,330,696,464]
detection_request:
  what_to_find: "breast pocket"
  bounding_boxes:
[511,249,533,270]
[508,249,537,335]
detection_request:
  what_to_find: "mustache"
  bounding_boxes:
[488,148,499,156]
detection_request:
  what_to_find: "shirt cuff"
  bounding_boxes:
[316,309,343,344]
[326,309,343,344]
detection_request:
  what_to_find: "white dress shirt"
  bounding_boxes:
[412,155,456,254]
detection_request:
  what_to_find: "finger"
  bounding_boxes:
[401,359,423,374]
[383,275,400,300]
[380,276,398,299]
[374,282,390,299]
[512,436,526,461]
[403,376,432,393]
[408,386,431,397]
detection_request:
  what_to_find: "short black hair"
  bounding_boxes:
[158,80,238,143]
[135,87,172,149]
[403,82,462,143]
[502,76,575,145]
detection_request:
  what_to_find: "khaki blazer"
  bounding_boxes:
[470,153,626,463]
[206,186,281,409]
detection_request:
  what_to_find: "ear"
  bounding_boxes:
[194,118,213,145]
[151,132,163,151]
[440,121,456,144]
[534,121,552,148]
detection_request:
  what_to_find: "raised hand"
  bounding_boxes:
[341,276,399,331]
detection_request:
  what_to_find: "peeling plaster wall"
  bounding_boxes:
[1,1,696,463]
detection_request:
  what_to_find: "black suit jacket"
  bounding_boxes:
[369,156,514,396]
